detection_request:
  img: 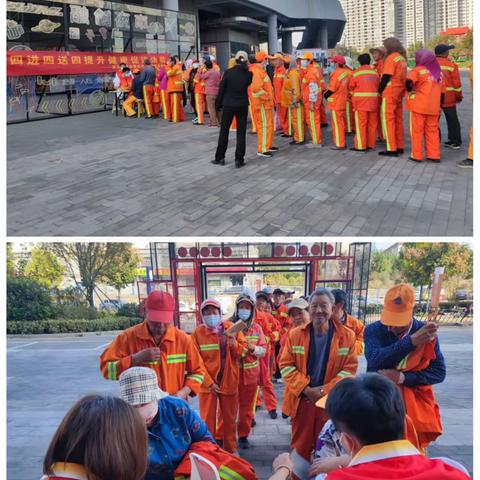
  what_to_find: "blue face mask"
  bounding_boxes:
[238,308,251,321]
[204,314,221,328]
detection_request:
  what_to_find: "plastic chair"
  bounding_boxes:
[189,452,221,480]
[136,99,145,118]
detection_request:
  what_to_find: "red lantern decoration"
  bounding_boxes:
[223,246,232,257]
[189,247,198,257]
[200,247,210,257]
[299,245,309,256]
[274,245,284,256]
[311,244,321,255]
[211,247,221,257]
[325,244,334,255]
[178,247,187,258]
[286,245,296,256]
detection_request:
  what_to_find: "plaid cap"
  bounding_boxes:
[119,367,168,406]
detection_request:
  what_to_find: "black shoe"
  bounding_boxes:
[445,141,461,150]
[458,159,473,168]
[235,162,245,168]
[408,156,420,162]
[330,146,346,151]
[257,151,273,158]
[211,159,225,165]
[281,133,292,137]
[426,158,440,162]
[378,150,398,157]
[321,123,328,128]
[397,148,404,154]
[350,147,367,152]
[269,410,278,419]
[256,405,262,411]
[238,437,250,449]
[282,413,289,419]
[251,418,256,427]
[268,147,279,152]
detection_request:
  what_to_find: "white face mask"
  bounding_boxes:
[193,63,199,69]
[204,313,221,329]
[136,400,158,426]
[301,59,309,68]
[238,308,251,321]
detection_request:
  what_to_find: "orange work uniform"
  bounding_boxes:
[327,67,351,148]
[437,57,463,108]
[406,66,445,161]
[166,63,185,122]
[314,63,328,124]
[152,72,161,117]
[374,58,385,141]
[279,320,358,460]
[345,66,355,133]
[349,65,380,150]
[273,65,288,134]
[238,322,267,439]
[191,321,246,453]
[343,313,365,355]
[468,64,473,160]
[381,52,407,152]
[282,68,304,142]
[193,69,206,124]
[302,63,323,145]
[250,63,275,153]
[99,322,206,395]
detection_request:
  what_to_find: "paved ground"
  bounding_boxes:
[7,72,472,236]
[7,326,472,479]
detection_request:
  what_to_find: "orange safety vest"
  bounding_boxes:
[348,65,380,112]
[279,320,357,418]
[406,66,445,116]
[191,321,246,395]
[273,65,286,104]
[397,339,443,449]
[167,64,184,93]
[249,63,274,110]
[437,57,463,107]
[281,68,301,107]
[240,322,267,385]
[327,67,351,110]
[301,64,323,107]
[99,322,206,395]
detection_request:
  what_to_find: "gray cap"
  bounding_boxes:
[287,297,309,312]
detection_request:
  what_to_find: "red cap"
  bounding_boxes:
[332,55,345,65]
[145,290,175,323]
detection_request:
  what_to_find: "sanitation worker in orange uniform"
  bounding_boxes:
[192,61,206,125]
[166,56,185,122]
[405,49,445,162]
[344,56,356,135]
[100,290,206,399]
[348,53,380,152]
[250,51,277,158]
[365,284,446,451]
[279,288,357,461]
[271,53,289,136]
[324,55,351,150]
[299,52,323,146]
[370,46,387,142]
[378,37,408,157]
[282,58,305,145]
[191,299,246,453]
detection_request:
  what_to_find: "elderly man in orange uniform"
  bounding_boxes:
[100,290,205,400]
[348,53,380,152]
[271,53,289,136]
[282,58,305,145]
[279,288,357,462]
[324,55,351,150]
[378,37,407,157]
[166,55,185,122]
[191,298,246,453]
[250,51,278,158]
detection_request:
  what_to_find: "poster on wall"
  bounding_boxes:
[114,11,130,30]
[179,15,195,44]
[70,5,90,25]
[94,8,112,27]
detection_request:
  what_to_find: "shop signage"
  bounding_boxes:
[7,1,64,16]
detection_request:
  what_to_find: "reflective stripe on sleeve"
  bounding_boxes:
[280,365,297,377]
[107,361,118,380]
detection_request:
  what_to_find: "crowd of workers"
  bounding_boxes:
[113,37,472,169]
[41,284,470,480]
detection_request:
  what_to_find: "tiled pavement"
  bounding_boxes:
[7,326,472,479]
[7,72,472,236]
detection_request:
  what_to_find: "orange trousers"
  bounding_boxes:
[237,383,259,438]
[381,96,404,152]
[194,93,205,124]
[330,110,346,148]
[123,95,140,117]
[468,127,473,160]
[320,102,327,125]
[199,392,239,453]
[409,111,440,161]
[249,105,257,133]
[306,107,322,144]
[291,105,305,143]
[291,397,328,461]
[256,366,278,411]
[255,105,274,153]
[169,92,185,122]
[377,107,384,141]
[152,100,160,117]
[354,110,378,150]
[345,100,354,133]
[142,85,155,118]
[160,90,170,120]
[276,104,288,134]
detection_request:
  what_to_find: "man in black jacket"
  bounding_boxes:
[213,50,253,168]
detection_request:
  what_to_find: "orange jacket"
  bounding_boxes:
[167,64,184,93]
[314,63,327,91]
[191,321,246,395]
[301,64,323,107]
[374,58,384,76]
[382,52,407,101]
[255,309,281,344]
[348,65,380,112]
[193,68,206,94]
[327,67,351,111]
[272,303,291,336]
[437,57,463,107]
[240,322,267,385]
[406,66,446,116]
[343,313,365,355]
[279,320,357,418]
[281,68,302,107]
[99,322,206,395]
[249,63,274,109]
[273,65,287,104]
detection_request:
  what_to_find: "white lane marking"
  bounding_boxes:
[7,342,38,352]
[93,342,111,351]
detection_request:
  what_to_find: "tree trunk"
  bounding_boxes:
[86,285,95,308]
[117,288,121,301]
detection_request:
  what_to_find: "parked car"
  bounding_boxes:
[100,299,123,312]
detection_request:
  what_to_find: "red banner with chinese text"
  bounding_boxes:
[7,51,170,76]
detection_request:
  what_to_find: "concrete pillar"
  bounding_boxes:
[268,13,278,54]
[282,31,293,53]
[320,21,328,49]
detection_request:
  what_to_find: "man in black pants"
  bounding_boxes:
[213,51,253,168]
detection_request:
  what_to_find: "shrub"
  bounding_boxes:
[117,303,141,318]
[7,277,55,321]
[53,303,102,320]
[7,316,143,335]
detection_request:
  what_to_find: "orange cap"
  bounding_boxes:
[255,51,268,62]
[284,55,292,63]
[269,53,284,60]
[380,284,415,327]
[300,52,314,61]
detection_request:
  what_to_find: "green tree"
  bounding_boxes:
[407,41,424,58]
[7,243,15,277]
[24,246,65,288]
[102,245,141,299]
[370,250,396,275]
[49,243,139,307]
